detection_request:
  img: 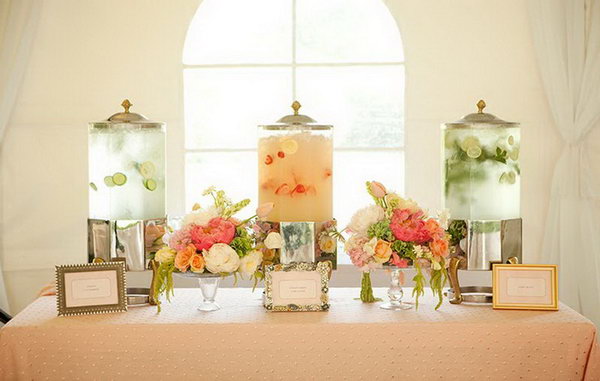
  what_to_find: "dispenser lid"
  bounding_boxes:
[445,100,518,129]
[261,101,332,130]
[91,99,165,129]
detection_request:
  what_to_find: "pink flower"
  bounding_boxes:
[256,202,274,219]
[390,209,431,243]
[369,181,387,198]
[168,225,193,251]
[190,217,236,251]
[390,252,409,268]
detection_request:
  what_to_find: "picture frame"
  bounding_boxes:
[280,222,316,264]
[264,261,331,312]
[492,264,558,311]
[56,262,128,316]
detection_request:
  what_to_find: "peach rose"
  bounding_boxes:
[175,244,196,272]
[424,219,444,240]
[430,239,449,258]
[373,239,393,263]
[190,253,206,273]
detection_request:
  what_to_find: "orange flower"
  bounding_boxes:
[424,219,445,240]
[430,239,449,258]
[373,239,393,264]
[175,244,196,272]
[190,253,206,273]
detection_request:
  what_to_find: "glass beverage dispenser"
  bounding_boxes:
[258,101,336,266]
[88,100,167,272]
[442,100,522,303]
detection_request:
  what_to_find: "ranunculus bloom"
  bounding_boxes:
[372,239,393,264]
[256,202,275,219]
[190,253,206,273]
[390,209,431,243]
[204,243,241,274]
[430,238,449,257]
[190,217,236,251]
[369,181,387,198]
[319,235,337,254]
[155,247,176,264]
[238,250,263,277]
[174,244,196,272]
[264,232,283,249]
[424,219,445,240]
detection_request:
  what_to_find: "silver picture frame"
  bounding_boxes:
[264,261,331,312]
[56,262,127,316]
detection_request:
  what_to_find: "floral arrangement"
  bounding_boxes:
[344,181,451,309]
[151,187,273,311]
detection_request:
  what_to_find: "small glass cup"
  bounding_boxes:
[380,268,412,310]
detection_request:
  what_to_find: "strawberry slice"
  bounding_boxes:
[265,155,273,165]
[293,184,306,194]
[277,151,285,158]
[324,169,332,178]
[306,185,317,195]
[275,183,290,195]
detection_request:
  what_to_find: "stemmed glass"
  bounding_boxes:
[379,267,412,310]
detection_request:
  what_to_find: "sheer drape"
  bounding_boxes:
[528,0,600,325]
[0,0,42,313]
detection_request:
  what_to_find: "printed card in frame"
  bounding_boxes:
[264,261,331,312]
[56,262,127,316]
[492,264,558,311]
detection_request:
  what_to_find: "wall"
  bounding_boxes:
[1,0,560,313]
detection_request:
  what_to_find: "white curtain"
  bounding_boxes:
[528,0,600,325]
[0,0,42,313]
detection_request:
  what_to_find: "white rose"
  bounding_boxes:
[264,232,283,249]
[154,247,176,264]
[204,243,241,274]
[183,205,220,226]
[238,250,263,277]
[347,205,385,234]
[319,235,337,254]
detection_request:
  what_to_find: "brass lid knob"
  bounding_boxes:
[291,100,301,116]
[477,99,486,113]
[121,99,132,113]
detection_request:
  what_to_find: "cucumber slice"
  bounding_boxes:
[89,182,98,191]
[112,172,127,186]
[104,176,115,187]
[144,178,157,191]
[139,161,156,179]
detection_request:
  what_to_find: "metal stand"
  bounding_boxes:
[447,256,519,304]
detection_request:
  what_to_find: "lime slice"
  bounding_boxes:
[460,136,479,151]
[280,139,298,155]
[144,178,157,191]
[104,176,115,187]
[507,171,516,184]
[139,161,156,179]
[466,145,482,158]
[508,135,515,145]
[509,148,519,161]
[89,182,98,191]
[112,172,127,186]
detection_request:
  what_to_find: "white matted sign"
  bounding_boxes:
[56,262,127,316]
[492,264,558,311]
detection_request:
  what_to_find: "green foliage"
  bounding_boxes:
[412,263,426,309]
[230,227,254,258]
[367,220,394,242]
[391,240,415,260]
[360,272,382,303]
[202,186,250,219]
[153,261,175,313]
[429,265,448,310]
[447,220,467,246]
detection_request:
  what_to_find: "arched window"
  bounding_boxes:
[183,0,404,259]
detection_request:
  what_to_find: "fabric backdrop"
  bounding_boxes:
[0,0,43,313]
[528,0,600,325]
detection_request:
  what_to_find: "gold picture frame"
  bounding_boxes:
[264,261,331,312]
[492,264,558,311]
[56,262,128,316]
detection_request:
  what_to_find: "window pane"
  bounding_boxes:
[183,0,292,64]
[296,0,403,63]
[184,67,292,149]
[185,151,258,213]
[334,150,404,264]
[296,66,404,148]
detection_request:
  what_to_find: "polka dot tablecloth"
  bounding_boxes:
[0,288,598,380]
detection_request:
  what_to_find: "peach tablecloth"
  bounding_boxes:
[1,288,598,380]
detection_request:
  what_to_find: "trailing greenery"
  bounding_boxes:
[412,263,426,309]
[153,260,175,313]
[429,266,448,310]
